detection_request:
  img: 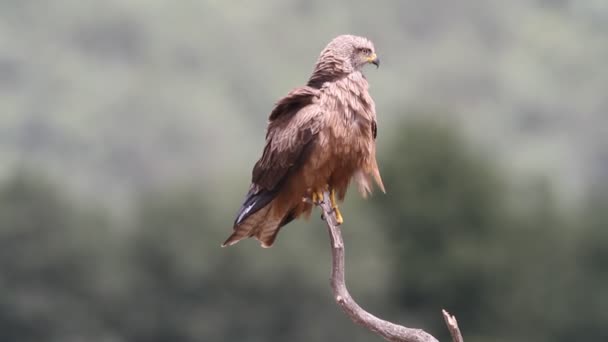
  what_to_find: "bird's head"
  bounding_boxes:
[308,35,379,88]
[320,35,379,72]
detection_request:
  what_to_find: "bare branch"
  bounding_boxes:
[442,310,464,342]
[316,190,464,342]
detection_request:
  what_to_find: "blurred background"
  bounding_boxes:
[1,0,607,341]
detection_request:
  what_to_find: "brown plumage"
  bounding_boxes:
[222,35,384,248]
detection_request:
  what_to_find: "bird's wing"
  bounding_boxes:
[222,87,323,247]
[253,86,322,190]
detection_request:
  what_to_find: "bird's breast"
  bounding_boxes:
[323,111,373,171]
[317,74,376,170]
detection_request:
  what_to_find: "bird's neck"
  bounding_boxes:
[307,58,350,89]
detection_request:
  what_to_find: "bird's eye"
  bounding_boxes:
[358,48,371,55]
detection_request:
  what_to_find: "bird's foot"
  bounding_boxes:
[330,189,344,225]
[311,190,325,205]
[333,208,344,225]
[308,187,342,224]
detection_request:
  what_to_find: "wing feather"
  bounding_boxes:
[252,87,322,190]
[223,87,323,247]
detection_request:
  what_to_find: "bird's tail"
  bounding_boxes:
[222,199,299,248]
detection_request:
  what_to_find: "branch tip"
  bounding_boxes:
[442,309,464,342]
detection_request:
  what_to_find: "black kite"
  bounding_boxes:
[223,35,384,248]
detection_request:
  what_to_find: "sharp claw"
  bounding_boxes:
[311,190,324,204]
[334,208,344,225]
[330,188,344,225]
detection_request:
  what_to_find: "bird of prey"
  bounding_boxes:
[222,35,384,248]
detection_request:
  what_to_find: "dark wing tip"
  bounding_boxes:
[234,187,277,226]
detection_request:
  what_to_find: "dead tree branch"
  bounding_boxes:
[442,310,464,342]
[316,190,463,342]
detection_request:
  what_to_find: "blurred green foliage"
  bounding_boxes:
[0,0,607,202]
[1,1,607,341]
[1,118,607,342]
[375,119,579,341]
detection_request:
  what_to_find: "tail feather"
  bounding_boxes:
[255,215,284,248]
[255,207,298,248]
[222,185,280,247]
[222,205,271,247]
[222,201,298,248]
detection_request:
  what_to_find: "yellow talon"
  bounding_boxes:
[334,209,344,225]
[330,189,344,225]
[311,190,324,204]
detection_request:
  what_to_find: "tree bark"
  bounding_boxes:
[316,190,463,342]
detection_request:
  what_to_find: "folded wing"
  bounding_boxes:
[222,87,323,247]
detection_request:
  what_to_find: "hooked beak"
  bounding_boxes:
[368,53,380,68]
